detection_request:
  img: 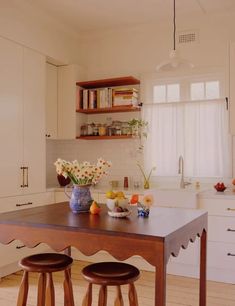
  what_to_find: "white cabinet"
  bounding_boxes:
[57,64,85,139]
[46,63,58,139]
[0,192,55,277]
[23,48,46,194]
[229,41,235,135]
[199,196,235,283]
[0,37,24,197]
[0,37,46,197]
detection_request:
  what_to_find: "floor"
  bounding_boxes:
[0,260,234,305]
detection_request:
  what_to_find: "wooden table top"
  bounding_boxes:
[0,202,207,243]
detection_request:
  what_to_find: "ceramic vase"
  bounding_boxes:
[65,184,92,213]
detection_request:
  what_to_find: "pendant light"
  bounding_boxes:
[156,0,194,71]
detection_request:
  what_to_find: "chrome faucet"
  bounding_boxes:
[178,155,191,189]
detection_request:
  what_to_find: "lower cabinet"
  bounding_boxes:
[199,196,235,283]
[0,192,55,277]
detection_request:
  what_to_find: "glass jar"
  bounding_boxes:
[99,124,107,136]
[92,124,99,136]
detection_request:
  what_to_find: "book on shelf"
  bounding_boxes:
[113,87,138,107]
[78,86,138,110]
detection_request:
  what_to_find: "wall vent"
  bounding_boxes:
[178,31,198,44]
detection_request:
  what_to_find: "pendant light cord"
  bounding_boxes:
[173,0,176,50]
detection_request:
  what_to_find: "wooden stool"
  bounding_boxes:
[17,253,74,306]
[82,262,140,306]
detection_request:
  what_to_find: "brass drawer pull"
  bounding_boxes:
[16,245,25,249]
[227,228,235,232]
[25,166,29,187]
[227,208,235,211]
[20,166,26,187]
[16,202,33,207]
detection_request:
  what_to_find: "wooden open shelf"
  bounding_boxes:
[76,76,140,89]
[76,135,133,140]
[76,106,140,114]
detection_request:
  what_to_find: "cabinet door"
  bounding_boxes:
[58,64,85,139]
[230,42,235,135]
[23,48,46,194]
[0,37,23,197]
[46,63,58,139]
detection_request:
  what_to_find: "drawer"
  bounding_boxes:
[199,198,235,216]
[0,192,54,213]
[208,241,235,270]
[208,216,235,243]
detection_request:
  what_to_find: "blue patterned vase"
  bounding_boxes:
[65,185,92,213]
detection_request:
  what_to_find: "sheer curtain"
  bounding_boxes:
[142,99,231,178]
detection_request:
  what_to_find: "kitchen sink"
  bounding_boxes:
[146,188,199,209]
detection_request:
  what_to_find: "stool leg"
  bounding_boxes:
[98,285,107,306]
[82,283,92,306]
[64,269,75,306]
[128,283,138,306]
[17,271,29,306]
[37,272,46,306]
[114,286,124,306]
[45,272,55,306]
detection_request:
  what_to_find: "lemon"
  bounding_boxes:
[115,191,125,198]
[106,191,116,199]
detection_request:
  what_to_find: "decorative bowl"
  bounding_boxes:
[117,198,129,209]
[108,210,131,218]
[106,199,117,211]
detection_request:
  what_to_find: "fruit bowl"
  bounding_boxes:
[214,182,227,192]
[106,199,117,211]
[108,210,131,218]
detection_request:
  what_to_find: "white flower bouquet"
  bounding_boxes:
[54,158,111,186]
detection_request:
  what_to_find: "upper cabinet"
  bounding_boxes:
[45,64,85,140]
[76,76,141,139]
[46,63,58,139]
[0,37,46,197]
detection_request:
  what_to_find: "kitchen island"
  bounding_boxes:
[0,202,207,306]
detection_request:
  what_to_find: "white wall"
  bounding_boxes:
[81,13,235,79]
[46,139,142,188]
[0,0,85,65]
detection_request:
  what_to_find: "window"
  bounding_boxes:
[142,74,231,178]
[153,83,180,103]
[191,81,220,100]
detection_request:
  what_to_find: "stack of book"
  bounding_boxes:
[113,88,138,107]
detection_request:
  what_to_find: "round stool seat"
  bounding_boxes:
[82,262,140,286]
[19,253,73,273]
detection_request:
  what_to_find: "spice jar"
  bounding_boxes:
[92,124,99,136]
[99,124,106,136]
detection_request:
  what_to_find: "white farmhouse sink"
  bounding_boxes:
[145,188,199,209]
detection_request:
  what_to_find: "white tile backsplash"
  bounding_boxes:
[46,139,143,188]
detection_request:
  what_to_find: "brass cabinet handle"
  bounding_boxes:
[227,208,235,211]
[25,166,29,187]
[16,202,33,207]
[227,253,235,256]
[227,228,235,232]
[16,245,25,249]
[20,166,25,187]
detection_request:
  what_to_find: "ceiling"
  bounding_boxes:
[24,0,235,33]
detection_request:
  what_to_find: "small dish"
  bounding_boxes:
[108,210,131,218]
